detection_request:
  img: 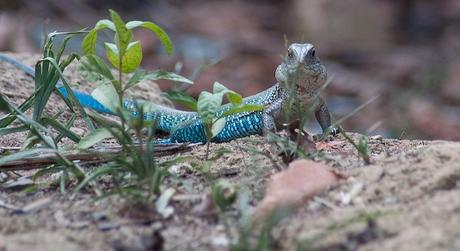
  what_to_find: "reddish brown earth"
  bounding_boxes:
[1,55,459,251]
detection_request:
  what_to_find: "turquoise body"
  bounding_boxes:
[0,53,282,143]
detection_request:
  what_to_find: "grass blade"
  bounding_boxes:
[41,117,81,143]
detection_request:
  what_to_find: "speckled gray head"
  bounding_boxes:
[275,43,327,91]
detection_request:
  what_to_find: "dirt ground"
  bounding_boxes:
[0,55,460,251]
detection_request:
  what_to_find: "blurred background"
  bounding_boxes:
[0,0,459,140]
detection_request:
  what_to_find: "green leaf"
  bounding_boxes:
[0,93,35,128]
[124,69,192,91]
[77,62,105,84]
[55,113,77,143]
[105,41,143,73]
[79,55,114,81]
[197,91,222,123]
[77,128,112,149]
[109,9,132,56]
[56,33,82,63]
[213,81,228,94]
[37,56,96,132]
[82,29,98,55]
[59,53,79,71]
[105,42,119,68]
[82,19,115,55]
[0,93,11,112]
[161,90,197,111]
[0,125,28,136]
[211,118,226,137]
[226,91,243,105]
[126,21,173,56]
[95,19,115,31]
[220,104,264,118]
[91,83,119,112]
[41,117,81,143]
[142,70,193,84]
[212,82,242,104]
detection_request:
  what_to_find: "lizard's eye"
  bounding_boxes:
[287,49,294,59]
[311,48,316,57]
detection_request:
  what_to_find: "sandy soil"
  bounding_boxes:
[0,54,459,251]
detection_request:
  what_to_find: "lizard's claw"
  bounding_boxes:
[329,127,339,136]
[315,126,340,141]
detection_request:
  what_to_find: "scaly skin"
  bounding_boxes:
[274,43,332,131]
[0,43,335,143]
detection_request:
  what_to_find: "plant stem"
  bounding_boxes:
[205,141,210,160]
[118,54,125,133]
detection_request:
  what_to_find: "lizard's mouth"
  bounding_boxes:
[302,61,324,72]
[303,57,322,67]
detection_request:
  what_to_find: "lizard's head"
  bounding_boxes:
[275,43,327,91]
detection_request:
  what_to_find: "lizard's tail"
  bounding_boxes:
[0,53,114,114]
[0,54,35,76]
[0,53,196,133]
[57,87,114,114]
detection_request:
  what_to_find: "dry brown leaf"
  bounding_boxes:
[254,159,341,222]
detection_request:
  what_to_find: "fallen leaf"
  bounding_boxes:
[254,159,341,222]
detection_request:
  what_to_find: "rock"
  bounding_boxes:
[253,159,341,222]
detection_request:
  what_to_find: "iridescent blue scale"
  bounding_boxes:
[59,84,282,143]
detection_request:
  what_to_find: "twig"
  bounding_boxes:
[0,143,192,171]
[0,147,22,151]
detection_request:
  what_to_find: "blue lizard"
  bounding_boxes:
[0,43,335,143]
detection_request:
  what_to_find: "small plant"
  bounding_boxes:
[0,31,92,193]
[75,104,164,200]
[197,82,264,159]
[72,9,193,199]
[165,81,264,160]
[0,92,85,194]
[0,30,92,140]
[340,130,371,164]
[79,9,191,125]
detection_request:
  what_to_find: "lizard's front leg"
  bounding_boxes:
[261,95,285,134]
[315,97,338,136]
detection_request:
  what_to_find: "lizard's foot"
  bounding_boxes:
[315,126,340,141]
[328,126,339,136]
